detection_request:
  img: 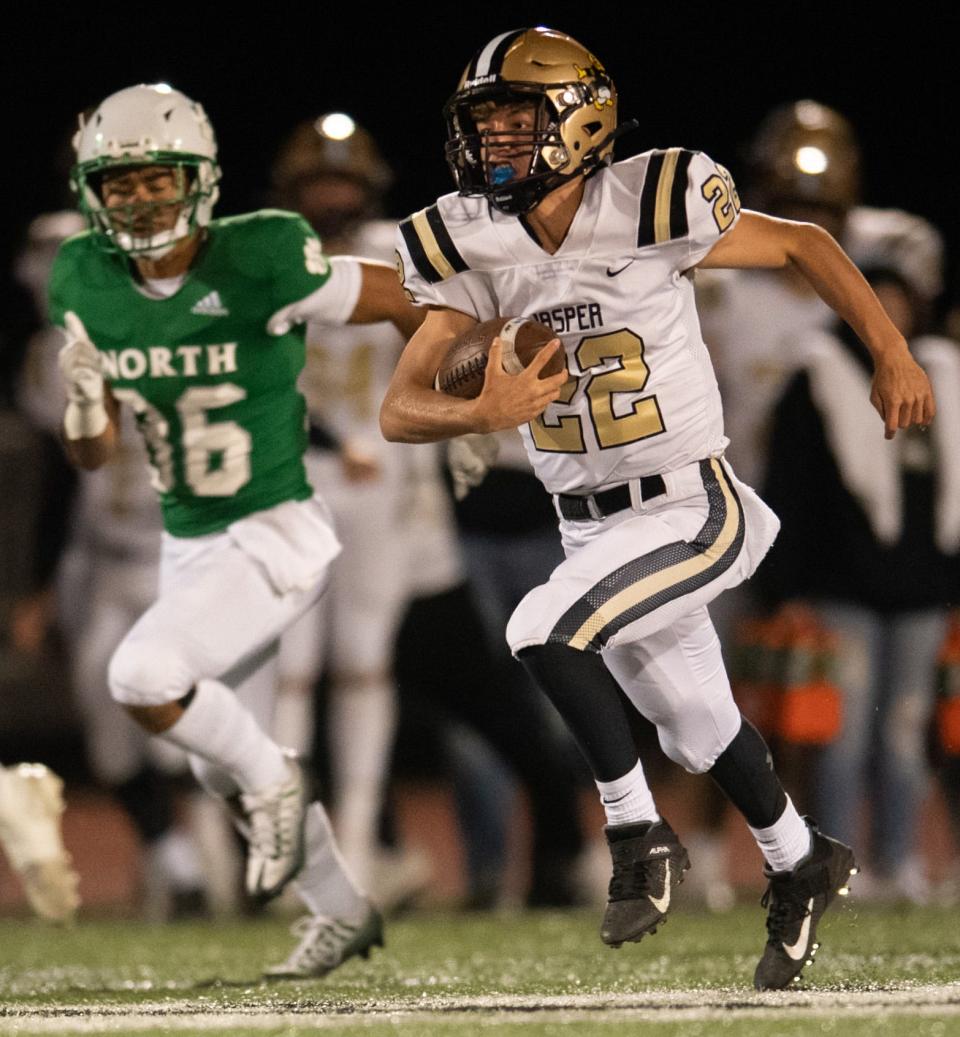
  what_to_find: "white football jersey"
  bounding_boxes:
[396,149,741,495]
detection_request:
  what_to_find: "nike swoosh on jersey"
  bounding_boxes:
[605,260,636,277]
[782,898,815,960]
[647,860,671,914]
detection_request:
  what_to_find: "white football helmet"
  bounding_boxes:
[71,83,221,257]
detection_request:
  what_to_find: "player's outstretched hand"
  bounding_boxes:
[58,311,105,405]
[869,346,936,440]
[473,338,566,433]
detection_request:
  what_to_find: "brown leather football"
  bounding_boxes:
[435,317,565,399]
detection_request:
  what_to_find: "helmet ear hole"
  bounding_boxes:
[583,121,602,137]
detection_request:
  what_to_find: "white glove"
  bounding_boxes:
[267,298,311,337]
[58,311,108,439]
[447,433,500,501]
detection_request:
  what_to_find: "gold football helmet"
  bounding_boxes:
[444,27,632,214]
[748,100,861,215]
[271,113,392,242]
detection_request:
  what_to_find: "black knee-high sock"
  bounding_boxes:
[708,716,787,828]
[518,643,639,782]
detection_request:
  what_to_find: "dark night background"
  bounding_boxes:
[3,4,957,309]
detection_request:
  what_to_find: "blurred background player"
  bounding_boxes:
[757,265,960,903]
[271,112,444,904]
[689,100,946,906]
[52,82,421,975]
[0,215,81,924]
[700,100,943,493]
[270,114,588,909]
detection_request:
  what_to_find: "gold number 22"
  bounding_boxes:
[530,329,665,453]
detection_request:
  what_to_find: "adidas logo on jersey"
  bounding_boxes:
[191,291,229,317]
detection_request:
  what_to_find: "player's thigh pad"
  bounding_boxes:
[506,458,778,654]
[109,499,338,707]
[603,608,741,773]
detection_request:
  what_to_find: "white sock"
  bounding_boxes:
[596,758,659,826]
[160,679,290,794]
[748,796,812,873]
[293,803,367,922]
[329,678,397,866]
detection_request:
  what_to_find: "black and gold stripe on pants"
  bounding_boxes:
[547,459,744,652]
[399,204,469,284]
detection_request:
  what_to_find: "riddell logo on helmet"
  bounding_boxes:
[465,74,498,88]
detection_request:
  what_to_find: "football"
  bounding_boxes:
[435,317,565,399]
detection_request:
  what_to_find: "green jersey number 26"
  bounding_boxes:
[112,384,252,497]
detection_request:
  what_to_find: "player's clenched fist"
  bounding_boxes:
[473,338,566,433]
[58,310,109,439]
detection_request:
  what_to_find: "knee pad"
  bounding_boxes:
[656,694,741,774]
[506,585,557,654]
[108,636,191,708]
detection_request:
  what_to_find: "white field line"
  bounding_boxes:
[1,984,959,1032]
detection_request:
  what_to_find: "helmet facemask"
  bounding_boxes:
[444,77,618,215]
[71,84,221,258]
[74,156,218,258]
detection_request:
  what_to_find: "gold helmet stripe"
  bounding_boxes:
[547,459,744,652]
[638,148,695,247]
[399,204,468,284]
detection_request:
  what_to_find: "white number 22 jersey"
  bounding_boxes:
[396,149,741,495]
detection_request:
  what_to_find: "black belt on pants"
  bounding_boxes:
[556,474,667,521]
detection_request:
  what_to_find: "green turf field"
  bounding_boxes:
[0,904,958,1035]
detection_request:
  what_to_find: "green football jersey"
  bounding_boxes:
[50,210,334,537]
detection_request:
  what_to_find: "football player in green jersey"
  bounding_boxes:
[52,83,422,978]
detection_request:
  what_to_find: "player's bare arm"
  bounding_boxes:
[349,260,425,338]
[699,210,935,438]
[380,307,565,443]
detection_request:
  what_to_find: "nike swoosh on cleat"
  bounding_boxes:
[606,260,636,277]
[647,860,671,914]
[782,897,815,960]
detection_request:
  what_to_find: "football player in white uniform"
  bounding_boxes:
[271,113,449,904]
[381,28,933,990]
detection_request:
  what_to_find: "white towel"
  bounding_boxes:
[228,495,342,596]
[804,331,960,553]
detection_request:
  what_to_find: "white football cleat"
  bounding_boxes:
[264,904,384,979]
[240,756,309,901]
[0,763,80,923]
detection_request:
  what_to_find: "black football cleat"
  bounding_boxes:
[753,822,858,991]
[601,817,690,948]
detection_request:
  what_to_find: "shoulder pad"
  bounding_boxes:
[398,203,470,284]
